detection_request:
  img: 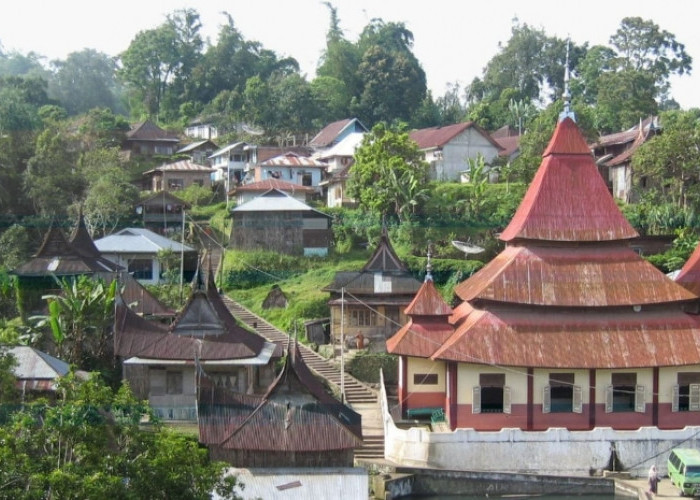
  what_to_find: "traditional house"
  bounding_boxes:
[114,271,281,421]
[124,120,180,157]
[591,116,661,202]
[116,271,175,320]
[384,113,700,475]
[230,188,331,257]
[323,230,421,349]
[229,178,315,205]
[317,132,363,208]
[143,159,214,192]
[198,340,363,467]
[309,118,367,152]
[409,122,503,181]
[11,216,121,310]
[94,228,197,285]
[176,139,218,166]
[134,191,190,234]
[247,152,327,193]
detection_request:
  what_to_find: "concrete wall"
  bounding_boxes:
[380,372,700,477]
[431,129,500,181]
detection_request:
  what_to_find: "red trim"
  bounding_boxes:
[527,367,533,430]
[653,367,659,426]
[447,362,457,431]
[589,370,596,430]
[399,356,408,418]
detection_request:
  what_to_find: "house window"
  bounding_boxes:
[543,373,582,413]
[673,373,700,412]
[154,145,173,155]
[349,309,376,327]
[168,178,184,190]
[606,373,645,413]
[473,373,510,414]
[128,258,153,280]
[301,172,312,186]
[166,371,183,394]
[413,373,438,385]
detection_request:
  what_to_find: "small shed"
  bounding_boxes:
[231,189,331,257]
[262,284,288,309]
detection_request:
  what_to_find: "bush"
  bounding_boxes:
[347,351,398,385]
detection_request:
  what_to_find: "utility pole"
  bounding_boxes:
[340,286,345,403]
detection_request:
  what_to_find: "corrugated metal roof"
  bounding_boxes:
[432,306,700,369]
[362,230,408,272]
[143,159,214,174]
[94,228,195,254]
[209,141,248,158]
[115,272,175,318]
[404,278,452,316]
[177,139,218,154]
[232,189,330,216]
[310,118,363,149]
[500,119,639,242]
[676,243,700,296]
[234,179,314,193]
[261,152,327,168]
[386,319,454,358]
[324,271,421,296]
[454,244,696,307]
[5,346,70,379]
[126,120,179,142]
[199,342,362,453]
[409,121,503,151]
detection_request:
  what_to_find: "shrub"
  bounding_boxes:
[347,351,398,385]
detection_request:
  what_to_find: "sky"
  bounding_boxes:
[1,0,698,109]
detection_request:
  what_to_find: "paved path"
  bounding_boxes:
[618,477,682,498]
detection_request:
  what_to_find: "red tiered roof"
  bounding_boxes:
[500,118,638,242]
[676,243,700,297]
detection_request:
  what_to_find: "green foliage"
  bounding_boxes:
[0,351,18,406]
[327,207,382,253]
[645,227,698,273]
[348,122,430,221]
[347,351,398,385]
[175,183,216,207]
[0,224,30,270]
[35,276,117,375]
[0,374,243,499]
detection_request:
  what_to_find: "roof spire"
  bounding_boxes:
[425,243,433,282]
[559,37,576,122]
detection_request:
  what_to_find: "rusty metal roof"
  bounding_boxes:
[454,244,697,307]
[500,119,638,242]
[233,179,315,193]
[676,243,700,296]
[432,306,700,369]
[198,342,362,453]
[115,272,175,318]
[310,118,367,149]
[126,120,179,142]
[404,278,452,316]
[260,152,327,168]
[143,159,214,175]
[409,121,503,151]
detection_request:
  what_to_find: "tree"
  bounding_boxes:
[0,350,17,406]
[632,109,700,209]
[316,3,362,100]
[38,275,117,373]
[49,49,121,115]
[348,122,429,221]
[0,374,243,499]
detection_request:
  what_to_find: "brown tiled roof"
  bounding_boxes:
[500,117,639,242]
[493,134,521,157]
[454,244,696,307]
[126,120,179,142]
[409,122,503,151]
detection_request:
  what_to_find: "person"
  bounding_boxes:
[648,464,660,494]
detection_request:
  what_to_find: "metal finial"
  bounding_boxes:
[559,37,576,122]
[425,243,433,282]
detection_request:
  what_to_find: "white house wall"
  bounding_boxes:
[532,368,590,405]
[432,129,501,182]
[457,365,528,405]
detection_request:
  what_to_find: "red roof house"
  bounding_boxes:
[388,116,700,435]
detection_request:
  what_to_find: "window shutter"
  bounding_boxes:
[503,386,512,414]
[672,385,679,412]
[573,385,583,414]
[605,385,613,413]
[635,385,645,413]
[472,386,481,414]
[690,384,700,411]
[542,385,551,414]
